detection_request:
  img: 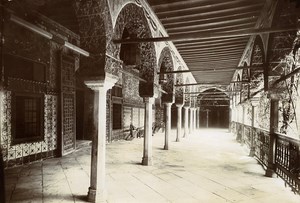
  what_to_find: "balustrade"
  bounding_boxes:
[276,133,300,194]
[231,121,300,194]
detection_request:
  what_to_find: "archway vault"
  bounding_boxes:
[114,3,157,97]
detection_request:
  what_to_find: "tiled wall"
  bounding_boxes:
[0,92,57,167]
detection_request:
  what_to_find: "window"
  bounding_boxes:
[12,93,44,144]
[112,103,122,130]
[112,86,122,97]
[120,29,140,66]
[4,54,46,82]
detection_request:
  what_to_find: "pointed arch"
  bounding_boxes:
[114,3,157,97]
[158,47,175,103]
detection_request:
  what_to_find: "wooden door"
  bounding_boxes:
[59,54,76,156]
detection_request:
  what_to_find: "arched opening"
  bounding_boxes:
[112,3,157,141]
[119,28,140,66]
[199,89,229,128]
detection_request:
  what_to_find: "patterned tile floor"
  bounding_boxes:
[4,129,300,202]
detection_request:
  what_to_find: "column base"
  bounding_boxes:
[142,156,153,166]
[249,147,255,157]
[88,187,107,202]
[164,145,169,150]
[265,165,275,177]
[176,138,180,142]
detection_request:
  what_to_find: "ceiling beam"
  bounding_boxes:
[185,92,237,95]
[175,39,248,48]
[185,57,240,62]
[181,51,243,58]
[176,42,247,51]
[185,56,239,63]
[174,35,247,45]
[168,22,255,35]
[176,83,229,87]
[178,46,246,53]
[157,1,263,20]
[192,98,230,101]
[186,59,239,66]
[151,0,262,11]
[199,105,230,107]
[166,17,256,33]
[164,10,259,28]
[113,26,299,44]
[230,81,250,83]
[157,66,263,74]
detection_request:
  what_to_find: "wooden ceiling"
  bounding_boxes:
[147,0,266,85]
[35,0,267,88]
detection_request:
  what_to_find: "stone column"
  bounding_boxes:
[241,104,246,144]
[142,97,155,165]
[164,103,172,150]
[197,107,200,129]
[84,74,118,202]
[176,104,183,142]
[266,95,279,177]
[229,101,232,132]
[206,110,209,128]
[184,106,189,138]
[189,108,193,134]
[249,98,259,157]
[193,108,197,131]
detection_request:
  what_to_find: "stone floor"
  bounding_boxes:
[4,128,300,203]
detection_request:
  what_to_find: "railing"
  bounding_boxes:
[253,127,270,167]
[276,133,300,194]
[244,125,252,148]
[231,121,300,194]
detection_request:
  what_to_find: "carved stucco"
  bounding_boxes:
[158,47,175,103]
[233,0,278,85]
[123,70,143,105]
[175,67,184,105]
[184,78,191,107]
[249,38,265,96]
[113,3,157,97]
[74,0,119,78]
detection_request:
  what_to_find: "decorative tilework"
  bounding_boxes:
[0,91,58,166]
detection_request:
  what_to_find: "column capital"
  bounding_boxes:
[250,97,260,107]
[143,97,155,104]
[164,102,173,107]
[176,104,184,108]
[267,92,282,101]
[84,73,119,91]
[184,106,190,110]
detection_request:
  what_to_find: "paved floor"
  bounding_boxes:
[4,129,300,203]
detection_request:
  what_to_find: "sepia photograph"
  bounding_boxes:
[0,0,300,202]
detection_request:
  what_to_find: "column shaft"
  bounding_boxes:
[85,76,118,202]
[241,105,246,144]
[164,103,172,150]
[206,110,209,128]
[197,108,200,129]
[249,105,256,157]
[176,105,183,142]
[193,108,197,131]
[189,108,193,134]
[184,107,189,137]
[266,98,279,177]
[142,98,154,165]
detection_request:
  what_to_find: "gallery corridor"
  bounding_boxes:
[3,129,299,203]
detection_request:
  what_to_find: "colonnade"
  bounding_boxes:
[85,77,201,201]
